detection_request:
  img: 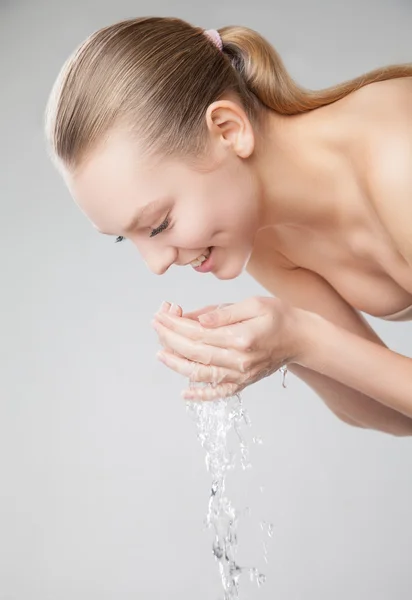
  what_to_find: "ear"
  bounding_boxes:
[205,100,255,158]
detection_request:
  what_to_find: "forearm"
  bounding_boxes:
[295,308,412,426]
[288,362,412,436]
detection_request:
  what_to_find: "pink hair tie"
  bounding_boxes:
[204,29,223,52]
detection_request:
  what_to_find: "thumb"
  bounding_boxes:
[198,303,240,328]
[198,298,263,328]
[183,304,219,321]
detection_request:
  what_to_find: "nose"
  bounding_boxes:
[134,241,177,275]
[145,252,177,275]
[147,259,173,275]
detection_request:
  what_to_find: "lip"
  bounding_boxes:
[193,247,213,273]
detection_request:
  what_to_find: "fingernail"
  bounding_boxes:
[182,389,195,400]
[159,301,170,312]
[157,350,166,361]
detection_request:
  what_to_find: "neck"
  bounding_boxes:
[254,107,353,232]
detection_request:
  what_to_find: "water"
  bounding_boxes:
[185,365,288,599]
[186,391,276,599]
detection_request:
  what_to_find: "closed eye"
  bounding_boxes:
[113,215,170,243]
[150,216,170,238]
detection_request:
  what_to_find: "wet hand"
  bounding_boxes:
[152,296,304,400]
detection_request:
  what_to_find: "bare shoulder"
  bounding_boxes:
[340,77,412,153]
[357,79,412,172]
[347,76,412,121]
[331,77,412,183]
[353,79,412,265]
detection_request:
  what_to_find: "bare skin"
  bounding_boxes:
[243,78,412,435]
[69,77,412,436]
[250,78,412,320]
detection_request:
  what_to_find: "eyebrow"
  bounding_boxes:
[95,198,168,235]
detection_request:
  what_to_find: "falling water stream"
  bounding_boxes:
[185,366,287,599]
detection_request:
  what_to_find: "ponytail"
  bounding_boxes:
[220,26,412,115]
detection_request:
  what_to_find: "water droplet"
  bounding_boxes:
[213,542,224,560]
[280,364,288,388]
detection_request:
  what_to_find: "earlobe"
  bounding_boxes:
[205,100,255,159]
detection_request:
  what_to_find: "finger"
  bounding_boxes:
[157,301,171,314]
[157,350,239,383]
[156,301,183,317]
[183,305,219,320]
[198,297,267,328]
[169,303,183,317]
[183,303,232,321]
[182,382,239,401]
[154,312,240,350]
[154,302,175,354]
[154,302,183,356]
[153,320,236,369]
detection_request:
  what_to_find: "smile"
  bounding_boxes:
[190,247,211,268]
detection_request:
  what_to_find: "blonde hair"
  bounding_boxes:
[45,16,412,171]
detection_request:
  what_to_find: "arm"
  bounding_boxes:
[247,246,412,436]
[296,308,412,425]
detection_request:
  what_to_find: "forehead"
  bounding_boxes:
[69,136,148,205]
[66,134,169,230]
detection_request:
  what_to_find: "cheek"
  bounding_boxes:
[217,196,258,239]
[174,172,258,247]
[218,173,258,226]
[174,220,213,248]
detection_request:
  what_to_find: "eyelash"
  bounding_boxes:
[114,216,170,243]
[149,216,170,238]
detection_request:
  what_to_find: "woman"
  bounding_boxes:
[45,17,412,436]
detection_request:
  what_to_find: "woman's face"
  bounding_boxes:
[67,130,262,280]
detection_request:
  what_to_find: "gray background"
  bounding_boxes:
[1,0,412,598]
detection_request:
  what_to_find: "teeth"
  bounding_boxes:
[191,249,211,267]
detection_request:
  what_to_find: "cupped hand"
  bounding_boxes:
[152,297,304,401]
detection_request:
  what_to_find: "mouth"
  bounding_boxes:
[191,247,213,273]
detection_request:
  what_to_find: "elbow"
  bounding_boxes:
[374,414,412,437]
[386,424,412,437]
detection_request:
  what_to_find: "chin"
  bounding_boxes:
[213,257,251,281]
[213,270,240,281]
[209,244,253,280]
